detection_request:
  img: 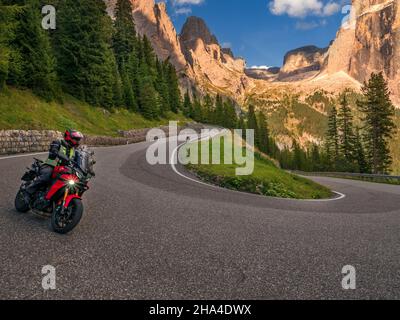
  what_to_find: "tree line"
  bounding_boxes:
[182,92,280,158]
[0,0,182,119]
[279,73,396,175]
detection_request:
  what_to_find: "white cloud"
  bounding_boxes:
[269,0,341,18]
[295,19,327,30]
[249,65,272,70]
[221,42,232,48]
[322,2,340,16]
[174,7,192,15]
[171,0,204,15]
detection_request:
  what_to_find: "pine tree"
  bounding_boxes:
[292,140,305,171]
[326,105,339,167]
[202,94,214,123]
[120,61,137,111]
[214,95,225,126]
[54,0,119,107]
[112,0,137,69]
[0,0,18,89]
[223,100,238,129]
[354,127,369,173]
[357,72,396,174]
[257,112,270,154]
[166,62,181,113]
[9,0,58,100]
[247,104,259,147]
[139,77,160,119]
[237,112,246,140]
[192,95,203,122]
[141,35,156,75]
[183,91,192,118]
[112,0,138,110]
[310,144,321,172]
[337,92,355,164]
[155,59,170,116]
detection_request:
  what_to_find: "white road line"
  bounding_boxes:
[169,133,346,202]
[0,152,47,161]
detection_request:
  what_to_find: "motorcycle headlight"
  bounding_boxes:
[68,180,75,186]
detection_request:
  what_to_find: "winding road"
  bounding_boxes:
[1,137,400,299]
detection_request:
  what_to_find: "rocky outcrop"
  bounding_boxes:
[179,16,250,100]
[105,0,191,76]
[104,1,250,99]
[323,0,400,103]
[278,46,328,81]
[245,67,280,80]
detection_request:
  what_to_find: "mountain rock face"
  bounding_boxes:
[323,0,400,103]
[104,1,250,99]
[245,67,280,80]
[179,16,249,99]
[278,45,328,81]
[105,0,192,83]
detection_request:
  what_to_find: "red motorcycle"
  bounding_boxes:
[15,147,95,234]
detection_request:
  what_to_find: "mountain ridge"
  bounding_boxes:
[104,0,399,107]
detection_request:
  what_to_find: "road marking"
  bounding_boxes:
[0,152,47,161]
[169,134,346,202]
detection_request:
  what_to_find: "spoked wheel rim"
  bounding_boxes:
[51,199,83,234]
[54,205,74,229]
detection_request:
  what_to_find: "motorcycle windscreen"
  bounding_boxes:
[75,148,95,175]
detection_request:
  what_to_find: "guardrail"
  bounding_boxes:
[291,171,400,185]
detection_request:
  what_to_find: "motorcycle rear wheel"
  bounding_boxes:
[15,190,30,213]
[51,199,83,234]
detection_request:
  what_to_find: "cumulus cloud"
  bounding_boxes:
[295,19,327,30]
[174,7,192,15]
[170,0,205,15]
[269,0,341,18]
[249,65,272,70]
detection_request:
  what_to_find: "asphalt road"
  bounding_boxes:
[1,138,400,300]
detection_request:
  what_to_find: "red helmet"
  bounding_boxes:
[64,129,84,147]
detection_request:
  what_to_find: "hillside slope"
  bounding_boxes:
[0,88,189,136]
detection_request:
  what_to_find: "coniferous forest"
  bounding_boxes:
[0,1,397,174]
[277,73,397,175]
[0,0,182,120]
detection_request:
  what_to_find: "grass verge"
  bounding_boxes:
[0,88,189,136]
[185,133,333,200]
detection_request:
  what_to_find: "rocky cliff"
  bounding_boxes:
[104,0,251,100]
[179,16,250,99]
[106,0,188,73]
[245,67,280,81]
[323,0,400,103]
[278,45,328,81]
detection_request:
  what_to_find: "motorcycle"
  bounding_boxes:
[14,147,96,234]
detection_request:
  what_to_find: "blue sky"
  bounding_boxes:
[162,0,350,68]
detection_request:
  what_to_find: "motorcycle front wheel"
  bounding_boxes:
[51,199,83,234]
[15,190,30,213]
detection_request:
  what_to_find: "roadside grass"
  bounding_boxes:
[185,133,333,199]
[0,88,190,136]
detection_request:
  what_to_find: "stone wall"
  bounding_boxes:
[0,130,62,155]
[0,123,204,155]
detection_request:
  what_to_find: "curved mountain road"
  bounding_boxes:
[1,139,400,299]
